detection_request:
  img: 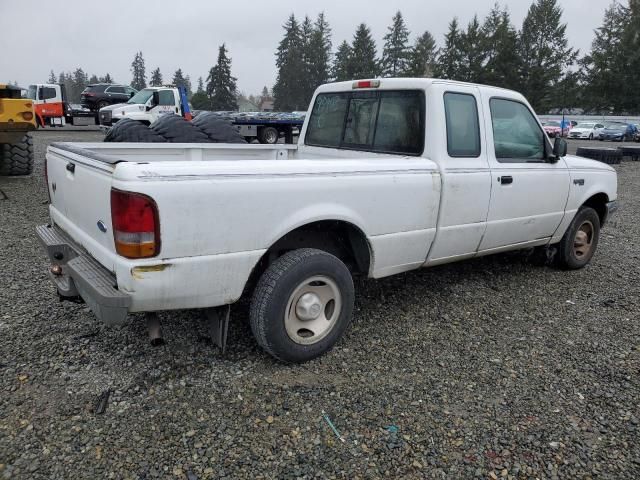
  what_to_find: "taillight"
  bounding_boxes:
[110,189,160,258]
[83,92,95,96]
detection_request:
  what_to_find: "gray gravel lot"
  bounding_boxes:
[1,132,639,479]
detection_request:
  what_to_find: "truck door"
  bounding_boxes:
[150,89,179,122]
[425,84,492,264]
[478,94,570,251]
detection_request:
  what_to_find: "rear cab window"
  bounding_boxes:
[305,90,425,156]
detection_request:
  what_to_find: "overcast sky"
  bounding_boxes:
[1,0,610,95]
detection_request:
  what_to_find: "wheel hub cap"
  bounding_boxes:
[285,276,342,345]
[573,221,593,258]
[295,293,323,321]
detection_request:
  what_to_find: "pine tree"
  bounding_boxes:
[518,0,577,112]
[89,74,99,84]
[459,15,486,83]
[304,13,332,101]
[349,23,379,79]
[100,73,113,84]
[206,44,238,111]
[618,0,640,113]
[48,70,56,84]
[300,16,315,104]
[273,14,306,111]
[481,5,521,90]
[382,11,411,77]
[435,18,464,80]
[172,68,186,89]
[407,31,437,77]
[197,76,205,94]
[150,68,163,86]
[130,51,147,90]
[332,40,353,81]
[184,75,192,97]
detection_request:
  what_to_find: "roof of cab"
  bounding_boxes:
[316,77,517,94]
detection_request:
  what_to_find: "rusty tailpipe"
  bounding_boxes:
[146,313,164,346]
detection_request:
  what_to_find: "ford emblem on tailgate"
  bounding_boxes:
[97,220,107,233]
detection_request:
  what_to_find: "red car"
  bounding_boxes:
[541,120,566,138]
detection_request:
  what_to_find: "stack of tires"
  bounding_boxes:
[576,147,623,165]
[0,134,34,176]
[104,113,247,144]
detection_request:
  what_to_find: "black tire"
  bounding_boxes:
[250,248,355,363]
[96,101,109,111]
[0,134,34,176]
[556,207,600,270]
[150,114,210,143]
[589,133,593,140]
[258,126,279,144]
[103,118,165,143]
[192,112,247,143]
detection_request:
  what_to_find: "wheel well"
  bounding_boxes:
[583,193,608,224]
[245,220,371,293]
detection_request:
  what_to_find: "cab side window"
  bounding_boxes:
[39,87,57,100]
[158,90,174,106]
[490,98,545,162]
[444,92,481,157]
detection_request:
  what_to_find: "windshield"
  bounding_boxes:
[576,123,595,128]
[605,123,626,131]
[127,89,154,104]
[26,85,37,100]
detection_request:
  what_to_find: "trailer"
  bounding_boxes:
[197,111,305,144]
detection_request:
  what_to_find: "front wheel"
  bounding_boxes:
[250,248,354,363]
[556,207,600,270]
[589,133,593,140]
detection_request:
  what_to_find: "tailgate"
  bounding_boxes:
[46,143,119,271]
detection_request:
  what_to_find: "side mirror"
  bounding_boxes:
[552,137,567,159]
[129,92,135,98]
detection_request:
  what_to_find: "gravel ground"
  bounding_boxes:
[0,132,639,479]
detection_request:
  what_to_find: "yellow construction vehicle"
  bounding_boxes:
[0,84,35,175]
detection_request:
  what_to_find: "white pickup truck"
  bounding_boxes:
[37,78,618,363]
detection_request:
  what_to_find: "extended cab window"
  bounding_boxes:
[305,90,424,155]
[490,98,545,162]
[444,92,481,157]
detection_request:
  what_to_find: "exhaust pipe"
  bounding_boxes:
[146,313,164,346]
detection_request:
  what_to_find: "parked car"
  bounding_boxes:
[80,84,137,112]
[633,124,640,142]
[37,78,618,363]
[599,122,638,142]
[568,122,605,140]
[541,120,564,138]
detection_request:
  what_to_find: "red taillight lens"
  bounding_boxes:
[110,188,160,258]
[83,92,95,96]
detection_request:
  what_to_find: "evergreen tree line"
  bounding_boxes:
[274,0,640,114]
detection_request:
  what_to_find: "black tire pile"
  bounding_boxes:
[0,134,34,176]
[576,147,623,165]
[617,145,640,161]
[104,113,246,144]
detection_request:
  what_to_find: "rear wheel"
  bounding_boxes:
[589,133,593,140]
[96,101,109,111]
[0,134,34,176]
[258,126,279,144]
[250,248,354,363]
[556,207,600,270]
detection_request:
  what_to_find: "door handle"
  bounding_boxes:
[66,162,75,174]
[499,175,513,185]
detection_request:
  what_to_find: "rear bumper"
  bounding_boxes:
[36,224,131,326]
